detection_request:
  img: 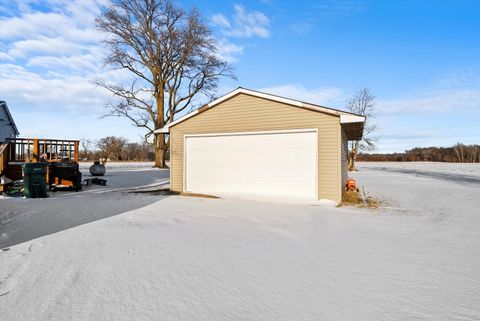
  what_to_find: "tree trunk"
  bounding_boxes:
[154,133,166,168]
[154,147,165,168]
[348,141,358,171]
[348,149,357,171]
[153,85,166,168]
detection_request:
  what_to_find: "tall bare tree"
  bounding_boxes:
[96,0,234,167]
[346,88,377,171]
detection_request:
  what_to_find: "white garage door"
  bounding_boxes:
[184,129,317,199]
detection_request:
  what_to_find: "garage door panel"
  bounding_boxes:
[185,130,317,199]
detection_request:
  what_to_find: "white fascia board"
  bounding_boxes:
[224,88,303,108]
[154,127,170,134]
[154,109,200,134]
[340,114,366,124]
[206,88,243,107]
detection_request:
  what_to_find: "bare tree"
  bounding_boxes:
[96,136,128,164]
[454,142,465,163]
[467,145,479,163]
[80,139,93,160]
[346,88,377,171]
[123,142,153,160]
[95,0,234,168]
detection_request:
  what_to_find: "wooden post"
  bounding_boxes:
[33,139,39,162]
[74,141,79,162]
[0,144,5,175]
[10,141,15,161]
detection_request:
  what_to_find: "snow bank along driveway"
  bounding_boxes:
[1,162,480,320]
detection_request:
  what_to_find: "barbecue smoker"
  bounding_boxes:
[49,161,82,191]
[45,141,82,191]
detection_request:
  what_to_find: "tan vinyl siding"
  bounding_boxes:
[340,126,349,198]
[169,93,342,202]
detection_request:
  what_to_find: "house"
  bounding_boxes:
[155,88,365,203]
[0,101,19,143]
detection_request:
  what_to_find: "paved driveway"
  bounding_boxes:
[0,167,169,248]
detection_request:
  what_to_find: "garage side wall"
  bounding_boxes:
[340,126,349,198]
[169,93,342,202]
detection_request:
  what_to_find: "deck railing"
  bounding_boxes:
[6,138,79,163]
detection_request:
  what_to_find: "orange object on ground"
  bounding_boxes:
[346,178,357,191]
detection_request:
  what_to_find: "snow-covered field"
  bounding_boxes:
[359,161,480,178]
[1,162,479,320]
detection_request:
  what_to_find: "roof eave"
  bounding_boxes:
[339,114,366,124]
[154,87,366,134]
[341,120,365,141]
[0,101,19,135]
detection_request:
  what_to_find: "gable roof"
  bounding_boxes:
[0,101,19,136]
[155,87,365,134]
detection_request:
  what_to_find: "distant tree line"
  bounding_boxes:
[358,143,480,163]
[80,136,156,162]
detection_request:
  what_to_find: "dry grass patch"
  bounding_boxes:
[340,190,382,209]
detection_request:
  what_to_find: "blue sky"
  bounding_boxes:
[0,0,479,152]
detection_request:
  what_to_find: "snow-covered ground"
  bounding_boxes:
[78,161,156,172]
[1,162,479,320]
[0,162,169,248]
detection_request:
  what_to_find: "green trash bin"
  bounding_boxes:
[22,162,48,198]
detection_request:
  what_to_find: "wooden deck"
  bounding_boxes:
[0,138,79,183]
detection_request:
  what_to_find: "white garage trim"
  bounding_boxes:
[184,128,318,138]
[183,128,319,199]
[340,114,366,124]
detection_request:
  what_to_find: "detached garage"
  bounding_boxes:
[156,88,365,203]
